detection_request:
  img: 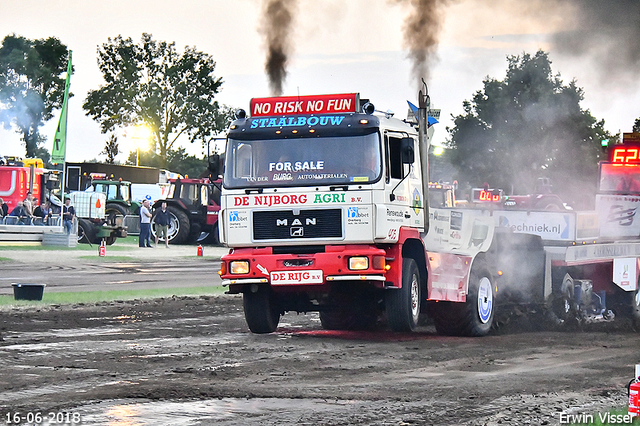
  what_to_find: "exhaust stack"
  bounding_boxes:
[417,82,430,236]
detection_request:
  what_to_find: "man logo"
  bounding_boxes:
[290,227,304,237]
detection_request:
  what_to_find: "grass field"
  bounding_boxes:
[0,285,227,308]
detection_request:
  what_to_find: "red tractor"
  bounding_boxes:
[151,177,221,244]
[151,153,223,244]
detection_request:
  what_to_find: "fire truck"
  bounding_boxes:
[217,92,640,335]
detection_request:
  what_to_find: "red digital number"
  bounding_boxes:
[612,147,640,163]
[477,190,500,202]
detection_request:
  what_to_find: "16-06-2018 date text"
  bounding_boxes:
[4,411,81,425]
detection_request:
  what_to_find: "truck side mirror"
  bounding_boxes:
[208,153,221,178]
[401,137,415,164]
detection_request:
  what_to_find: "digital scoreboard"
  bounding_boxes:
[471,188,503,203]
[609,133,640,164]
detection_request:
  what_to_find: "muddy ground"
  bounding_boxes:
[1,293,638,426]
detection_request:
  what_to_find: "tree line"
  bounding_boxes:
[0,33,234,176]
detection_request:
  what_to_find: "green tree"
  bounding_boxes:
[447,50,610,206]
[0,34,70,158]
[100,134,120,164]
[125,147,207,178]
[84,33,233,167]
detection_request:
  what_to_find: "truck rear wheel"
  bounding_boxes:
[166,206,190,244]
[611,285,640,322]
[386,258,421,332]
[243,285,281,334]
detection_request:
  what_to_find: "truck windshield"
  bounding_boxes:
[223,133,381,188]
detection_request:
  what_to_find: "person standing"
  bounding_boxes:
[62,198,75,234]
[23,191,35,218]
[154,201,170,248]
[0,198,8,218]
[139,199,153,248]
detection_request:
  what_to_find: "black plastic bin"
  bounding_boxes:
[12,283,46,301]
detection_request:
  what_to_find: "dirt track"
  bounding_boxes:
[1,292,639,425]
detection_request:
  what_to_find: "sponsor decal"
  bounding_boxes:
[297,173,348,180]
[347,206,370,225]
[498,214,570,239]
[386,208,404,223]
[269,161,324,172]
[273,173,293,181]
[412,188,422,215]
[250,93,357,116]
[228,210,249,229]
[429,210,449,222]
[606,205,636,226]
[242,176,269,183]
[271,269,323,285]
[233,194,308,207]
[249,115,346,129]
[314,193,346,204]
[450,211,463,230]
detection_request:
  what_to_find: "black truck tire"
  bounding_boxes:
[106,203,128,226]
[77,219,96,244]
[243,285,281,334]
[431,259,495,336]
[611,284,640,323]
[166,206,190,244]
[386,258,421,332]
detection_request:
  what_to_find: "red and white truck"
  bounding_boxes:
[217,92,640,335]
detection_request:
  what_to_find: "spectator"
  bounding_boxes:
[0,198,7,218]
[9,202,29,224]
[139,199,153,248]
[62,198,75,234]
[23,191,35,218]
[36,201,53,225]
[154,201,170,248]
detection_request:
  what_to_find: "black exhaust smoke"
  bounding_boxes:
[399,0,454,87]
[260,0,298,96]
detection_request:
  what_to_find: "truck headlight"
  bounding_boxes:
[348,256,369,270]
[230,260,250,274]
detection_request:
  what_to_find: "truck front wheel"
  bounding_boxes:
[243,285,281,334]
[386,258,421,332]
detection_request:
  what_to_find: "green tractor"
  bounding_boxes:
[89,180,141,226]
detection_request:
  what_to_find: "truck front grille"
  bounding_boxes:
[253,209,342,240]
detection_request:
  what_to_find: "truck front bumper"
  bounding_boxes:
[219,245,388,291]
